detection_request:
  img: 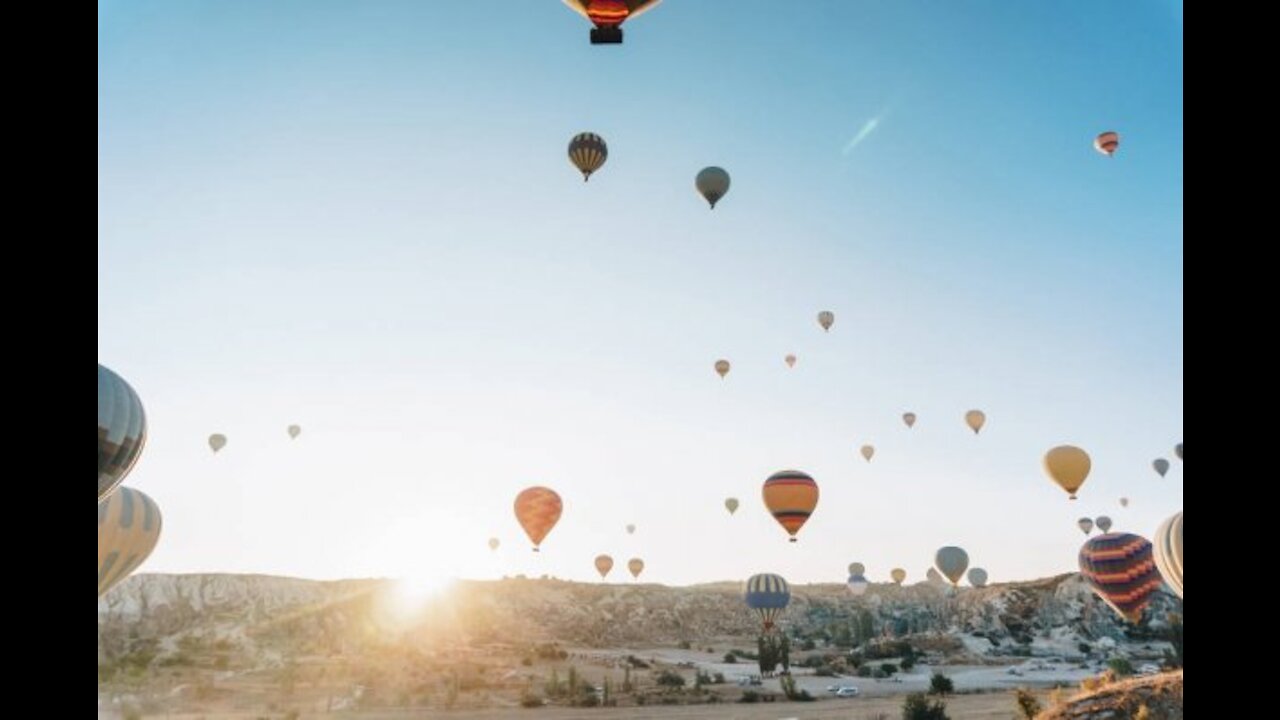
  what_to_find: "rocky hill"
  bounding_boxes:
[1037,670,1184,719]
[99,573,1180,669]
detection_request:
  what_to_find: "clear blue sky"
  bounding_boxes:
[98,0,1183,586]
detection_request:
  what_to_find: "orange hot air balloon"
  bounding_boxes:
[762,470,819,542]
[563,0,661,44]
[964,409,986,434]
[594,554,614,579]
[627,557,645,579]
[1094,131,1120,157]
[514,486,563,551]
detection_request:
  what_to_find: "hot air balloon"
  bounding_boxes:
[568,132,608,180]
[903,412,917,429]
[628,557,645,579]
[98,486,162,597]
[1096,516,1113,533]
[724,497,739,515]
[890,568,907,585]
[967,568,989,588]
[714,359,731,379]
[488,537,500,551]
[744,573,790,630]
[934,546,969,587]
[1078,517,1095,535]
[1152,458,1170,477]
[514,486,563,551]
[1119,497,1130,508]
[860,445,875,462]
[1094,131,1120,157]
[817,310,835,332]
[1078,532,1163,622]
[1152,511,1183,598]
[1043,445,1091,499]
[964,410,986,434]
[762,470,819,542]
[847,574,869,596]
[1175,442,1183,460]
[626,523,636,535]
[594,554,614,579]
[562,0,660,44]
[695,166,730,209]
[926,568,945,586]
[784,354,796,368]
[208,433,227,454]
[287,424,301,440]
[847,562,865,577]
[98,364,147,503]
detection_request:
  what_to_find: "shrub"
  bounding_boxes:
[1077,642,1092,655]
[881,662,899,676]
[519,692,543,708]
[813,665,838,677]
[678,640,692,650]
[655,670,685,688]
[625,655,650,668]
[723,652,737,664]
[712,672,726,684]
[858,665,873,677]
[739,690,760,703]
[1107,658,1135,677]
[1014,688,1042,719]
[902,692,950,720]
[928,672,954,696]
[900,653,917,672]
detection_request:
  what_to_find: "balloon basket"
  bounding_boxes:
[590,27,623,44]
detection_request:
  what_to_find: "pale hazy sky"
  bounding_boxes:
[98,0,1183,586]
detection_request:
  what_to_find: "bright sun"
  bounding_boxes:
[380,572,457,626]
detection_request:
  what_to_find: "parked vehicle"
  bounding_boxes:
[834,686,860,697]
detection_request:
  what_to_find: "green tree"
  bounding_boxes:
[902,692,950,720]
[928,672,954,696]
[1107,657,1134,677]
[622,665,632,692]
[1014,688,1042,719]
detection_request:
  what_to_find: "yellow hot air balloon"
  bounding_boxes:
[98,486,162,597]
[817,310,834,332]
[860,444,875,462]
[568,132,608,181]
[1094,131,1120,157]
[902,412,917,429]
[724,497,739,515]
[964,410,986,434]
[762,470,819,542]
[1152,511,1183,598]
[714,359,731,379]
[488,537,500,551]
[208,433,227,453]
[934,546,969,587]
[594,554,614,579]
[784,354,797,368]
[514,486,563,551]
[627,557,645,579]
[287,424,301,440]
[695,166,730,208]
[1043,445,1091,499]
[890,568,906,585]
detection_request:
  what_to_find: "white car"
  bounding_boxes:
[834,686,860,698]
[1137,664,1161,676]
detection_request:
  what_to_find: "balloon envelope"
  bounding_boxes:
[967,568,989,588]
[1043,445,1091,499]
[1175,442,1183,460]
[1095,516,1113,533]
[744,573,790,629]
[1078,517,1095,535]
[724,497,739,515]
[817,310,835,332]
[594,554,614,579]
[626,523,636,535]
[762,470,819,542]
[934,546,970,586]
[1152,458,1170,477]
[860,445,875,462]
[1078,532,1162,622]
[890,568,907,585]
[1152,511,1183,598]
[1119,497,1130,508]
[714,359,730,378]
[98,364,147,502]
[568,132,607,180]
[98,486,162,597]
[847,562,865,577]
[208,434,227,453]
[903,412,917,429]
[964,410,986,434]
[847,574,870,596]
[287,424,301,439]
[695,166,731,208]
[785,354,796,368]
[514,486,563,551]
[488,537,500,551]
[628,557,645,579]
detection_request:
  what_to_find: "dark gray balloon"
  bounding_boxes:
[98,364,147,502]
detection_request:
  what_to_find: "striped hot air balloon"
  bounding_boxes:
[562,0,661,44]
[1094,131,1120,157]
[744,573,790,630]
[568,132,608,181]
[762,470,819,542]
[1153,512,1183,599]
[98,364,147,503]
[98,486,162,597]
[1078,533,1163,622]
[514,486,563,551]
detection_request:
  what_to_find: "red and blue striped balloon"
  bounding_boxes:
[1078,533,1163,622]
